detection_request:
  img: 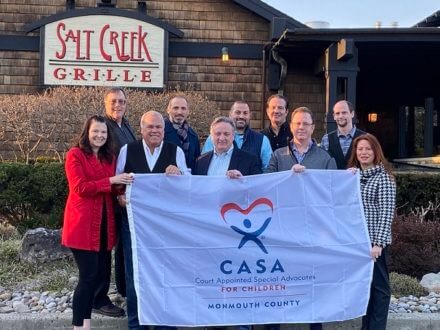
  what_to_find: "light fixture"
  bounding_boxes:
[368,113,378,123]
[221,47,229,62]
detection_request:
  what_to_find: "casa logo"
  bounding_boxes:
[220,197,273,254]
[219,198,284,275]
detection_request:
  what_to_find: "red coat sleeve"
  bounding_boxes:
[65,148,112,197]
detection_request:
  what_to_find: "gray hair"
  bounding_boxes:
[210,116,236,131]
[140,111,165,128]
[104,87,126,100]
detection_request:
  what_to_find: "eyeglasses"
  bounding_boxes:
[108,99,126,105]
[291,122,314,128]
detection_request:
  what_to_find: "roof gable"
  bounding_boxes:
[233,0,308,29]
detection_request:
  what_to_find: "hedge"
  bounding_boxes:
[0,164,439,232]
[395,171,440,218]
[0,162,66,232]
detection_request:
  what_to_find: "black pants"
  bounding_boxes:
[114,213,126,297]
[71,248,112,326]
[361,246,390,330]
[264,324,321,330]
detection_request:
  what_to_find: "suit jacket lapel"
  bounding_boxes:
[228,148,239,171]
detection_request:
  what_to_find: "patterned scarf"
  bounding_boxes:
[172,121,190,155]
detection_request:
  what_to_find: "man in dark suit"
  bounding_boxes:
[98,87,136,316]
[193,116,261,177]
[194,117,259,330]
[164,96,200,170]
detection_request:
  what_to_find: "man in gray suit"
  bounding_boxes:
[267,106,336,173]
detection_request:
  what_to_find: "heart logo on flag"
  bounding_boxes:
[220,197,273,223]
[220,198,274,254]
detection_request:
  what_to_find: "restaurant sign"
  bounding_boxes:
[43,15,165,88]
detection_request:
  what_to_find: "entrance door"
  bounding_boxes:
[398,98,438,158]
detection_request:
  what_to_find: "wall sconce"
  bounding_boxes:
[221,47,229,62]
[368,113,378,123]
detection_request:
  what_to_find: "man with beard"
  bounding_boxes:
[261,94,292,151]
[164,96,200,170]
[202,100,272,170]
[321,100,366,169]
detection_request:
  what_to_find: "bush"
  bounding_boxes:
[390,213,440,279]
[390,272,427,297]
[0,86,219,162]
[0,162,67,232]
[395,172,440,219]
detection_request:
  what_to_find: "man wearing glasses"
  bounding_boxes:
[266,106,336,173]
[101,87,137,317]
[265,107,335,330]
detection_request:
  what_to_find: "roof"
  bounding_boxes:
[233,0,308,29]
[413,10,440,27]
[271,27,440,57]
[24,7,183,37]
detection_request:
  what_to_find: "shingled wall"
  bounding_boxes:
[0,0,269,125]
[0,0,326,131]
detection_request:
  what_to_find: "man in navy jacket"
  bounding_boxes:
[164,96,200,170]
[193,117,261,177]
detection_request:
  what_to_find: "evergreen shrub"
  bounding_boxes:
[0,162,66,232]
[390,272,427,297]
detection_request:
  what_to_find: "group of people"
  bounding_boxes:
[61,88,396,330]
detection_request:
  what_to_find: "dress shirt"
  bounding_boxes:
[207,145,234,176]
[321,126,357,156]
[202,133,272,169]
[291,140,313,164]
[116,140,190,175]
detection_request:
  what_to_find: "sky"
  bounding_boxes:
[261,0,439,28]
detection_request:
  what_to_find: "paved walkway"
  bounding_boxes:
[0,313,439,330]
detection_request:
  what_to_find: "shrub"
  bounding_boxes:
[390,272,427,297]
[0,86,219,162]
[390,213,440,279]
[0,162,67,232]
[395,172,440,219]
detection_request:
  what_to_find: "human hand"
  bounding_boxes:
[291,164,305,173]
[226,169,243,179]
[347,167,357,174]
[165,165,182,175]
[110,173,134,185]
[117,194,128,207]
[371,245,383,262]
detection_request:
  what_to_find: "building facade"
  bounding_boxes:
[1,0,439,159]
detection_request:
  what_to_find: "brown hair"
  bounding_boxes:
[291,106,314,123]
[347,133,393,175]
[76,115,115,163]
[266,94,289,109]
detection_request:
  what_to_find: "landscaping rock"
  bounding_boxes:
[420,272,440,293]
[20,228,72,264]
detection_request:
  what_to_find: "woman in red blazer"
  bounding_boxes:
[62,115,133,330]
